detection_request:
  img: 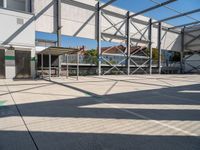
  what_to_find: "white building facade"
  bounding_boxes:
[0,0,35,79]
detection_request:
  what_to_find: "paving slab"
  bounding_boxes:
[0,75,200,150]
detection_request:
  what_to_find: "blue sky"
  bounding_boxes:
[36,0,200,49]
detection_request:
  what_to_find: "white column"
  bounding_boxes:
[77,53,79,80]
[5,49,16,79]
[3,0,7,8]
[66,55,69,79]
[49,53,51,80]
[41,53,44,78]
[25,0,29,12]
[58,55,61,77]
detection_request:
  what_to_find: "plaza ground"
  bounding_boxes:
[0,75,200,150]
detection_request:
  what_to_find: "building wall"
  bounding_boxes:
[0,8,35,47]
[4,49,15,79]
[6,0,29,12]
[0,7,36,78]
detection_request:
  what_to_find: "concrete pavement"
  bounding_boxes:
[0,75,200,150]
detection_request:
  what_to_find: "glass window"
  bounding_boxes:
[7,0,26,11]
[0,0,3,7]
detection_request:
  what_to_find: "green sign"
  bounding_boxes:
[5,56,15,60]
[0,100,7,106]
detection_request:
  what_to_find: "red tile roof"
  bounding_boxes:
[101,45,147,54]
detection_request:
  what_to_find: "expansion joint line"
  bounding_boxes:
[4,81,39,150]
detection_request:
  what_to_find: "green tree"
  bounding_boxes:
[84,49,98,64]
[85,49,98,57]
[152,48,158,61]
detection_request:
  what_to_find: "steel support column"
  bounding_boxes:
[97,2,102,76]
[126,11,130,75]
[57,0,62,77]
[148,19,152,74]
[158,22,162,74]
[77,52,79,80]
[66,54,69,78]
[49,53,51,80]
[41,53,44,78]
[29,0,33,12]
[3,0,7,8]
[181,27,185,73]
[57,0,61,46]
[58,55,61,77]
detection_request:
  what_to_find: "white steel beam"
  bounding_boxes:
[100,0,117,9]
[130,0,176,18]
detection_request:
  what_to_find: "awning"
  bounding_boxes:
[38,47,81,55]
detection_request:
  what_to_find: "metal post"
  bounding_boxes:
[41,53,44,78]
[57,0,61,47]
[77,52,79,80]
[29,0,33,13]
[49,53,51,80]
[66,55,69,78]
[3,0,7,8]
[158,22,162,74]
[97,2,102,76]
[126,11,130,75]
[58,55,61,77]
[148,19,152,75]
[181,27,185,74]
[57,0,62,77]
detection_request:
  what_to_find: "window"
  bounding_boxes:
[2,0,31,12]
[0,0,3,7]
[7,0,26,11]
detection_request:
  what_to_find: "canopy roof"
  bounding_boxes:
[38,47,81,55]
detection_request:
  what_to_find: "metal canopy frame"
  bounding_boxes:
[100,0,117,9]
[56,0,200,76]
[169,21,200,29]
[153,8,200,24]
[129,0,176,18]
[96,0,177,75]
[100,6,128,75]
[39,47,81,80]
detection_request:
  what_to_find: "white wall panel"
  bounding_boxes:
[34,0,56,33]
[185,54,200,73]
[161,31,181,51]
[61,2,96,39]
[0,8,35,47]
[185,26,200,51]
